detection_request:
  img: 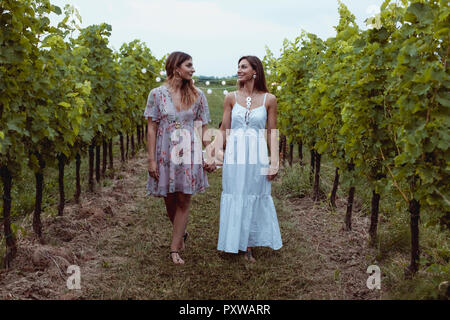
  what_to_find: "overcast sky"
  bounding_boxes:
[49,0,384,77]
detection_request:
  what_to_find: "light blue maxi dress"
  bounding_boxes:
[217,92,283,253]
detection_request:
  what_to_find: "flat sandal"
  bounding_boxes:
[169,251,184,264]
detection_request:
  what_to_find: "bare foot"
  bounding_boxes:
[244,249,256,263]
[169,251,185,265]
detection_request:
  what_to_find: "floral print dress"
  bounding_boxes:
[144,85,211,197]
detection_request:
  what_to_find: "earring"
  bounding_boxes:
[253,74,257,79]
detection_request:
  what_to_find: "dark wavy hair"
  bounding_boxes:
[238,55,269,93]
[165,51,198,108]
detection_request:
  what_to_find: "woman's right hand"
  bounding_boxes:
[148,159,159,181]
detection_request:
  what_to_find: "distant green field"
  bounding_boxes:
[197,84,237,127]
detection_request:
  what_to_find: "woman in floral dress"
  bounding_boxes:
[145,52,214,265]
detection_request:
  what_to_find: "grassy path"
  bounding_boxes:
[82,149,382,299]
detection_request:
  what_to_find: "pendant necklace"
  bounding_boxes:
[244,91,254,125]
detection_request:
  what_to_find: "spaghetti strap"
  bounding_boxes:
[234,91,237,104]
[263,93,268,107]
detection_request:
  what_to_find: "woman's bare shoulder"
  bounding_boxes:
[266,93,277,104]
[224,91,237,104]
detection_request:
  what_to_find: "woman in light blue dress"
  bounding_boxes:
[215,56,282,262]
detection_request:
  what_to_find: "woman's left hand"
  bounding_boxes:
[267,166,278,181]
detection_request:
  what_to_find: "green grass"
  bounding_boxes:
[98,156,447,299]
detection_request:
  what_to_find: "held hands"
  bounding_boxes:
[203,150,217,173]
[203,156,217,173]
[202,146,221,173]
[203,162,217,173]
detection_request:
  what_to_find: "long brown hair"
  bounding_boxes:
[165,51,198,109]
[238,55,269,93]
